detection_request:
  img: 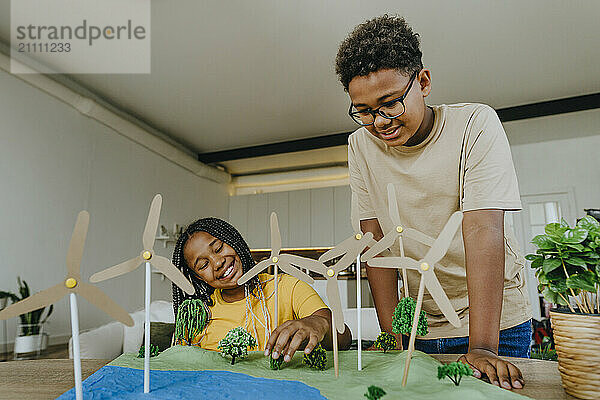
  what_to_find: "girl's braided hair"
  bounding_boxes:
[171,217,259,320]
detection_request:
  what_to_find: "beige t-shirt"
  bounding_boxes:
[348,103,531,339]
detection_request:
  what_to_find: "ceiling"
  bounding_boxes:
[1,0,599,162]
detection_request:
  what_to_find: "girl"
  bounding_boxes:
[171,217,351,362]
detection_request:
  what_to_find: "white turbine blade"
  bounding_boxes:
[403,227,435,247]
[387,183,401,225]
[76,283,134,326]
[0,284,67,320]
[142,194,162,251]
[270,212,282,256]
[424,211,463,267]
[332,233,373,274]
[368,256,421,270]
[422,271,461,328]
[89,256,143,283]
[278,259,315,285]
[152,256,195,295]
[326,280,345,334]
[66,211,89,278]
[237,259,271,285]
[319,234,360,264]
[282,254,326,275]
[360,231,396,261]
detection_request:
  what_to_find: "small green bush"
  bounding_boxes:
[373,332,396,353]
[437,362,473,386]
[217,326,257,365]
[303,344,327,370]
[364,385,386,400]
[137,343,159,358]
[392,297,428,336]
[269,355,284,370]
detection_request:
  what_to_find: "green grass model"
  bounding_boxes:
[437,362,473,386]
[217,326,257,365]
[364,385,386,400]
[303,343,327,370]
[392,297,428,336]
[373,332,397,353]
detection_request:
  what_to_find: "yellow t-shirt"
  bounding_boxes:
[190,273,327,351]
[348,103,531,339]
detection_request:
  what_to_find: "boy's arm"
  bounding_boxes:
[459,209,524,390]
[360,218,402,347]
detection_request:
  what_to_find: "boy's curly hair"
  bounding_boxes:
[335,15,423,91]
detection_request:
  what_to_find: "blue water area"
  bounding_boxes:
[56,365,327,400]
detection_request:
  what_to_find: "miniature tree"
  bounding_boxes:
[269,355,284,370]
[437,362,473,386]
[217,326,257,365]
[364,385,386,400]
[303,343,327,370]
[174,299,210,345]
[373,332,397,353]
[392,297,428,336]
[137,343,159,358]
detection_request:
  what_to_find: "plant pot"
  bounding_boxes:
[550,308,600,399]
[14,333,48,354]
[13,323,48,359]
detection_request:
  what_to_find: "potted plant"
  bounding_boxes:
[7,278,54,356]
[526,216,600,400]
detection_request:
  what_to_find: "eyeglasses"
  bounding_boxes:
[348,71,418,126]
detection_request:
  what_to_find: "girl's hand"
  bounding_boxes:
[264,313,330,362]
[458,349,524,390]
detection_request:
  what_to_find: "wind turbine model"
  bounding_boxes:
[367,211,463,387]
[237,212,315,332]
[0,211,134,400]
[361,183,437,300]
[349,193,377,371]
[89,194,195,394]
[299,231,373,378]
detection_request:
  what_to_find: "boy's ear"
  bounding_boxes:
[418,69,432,97]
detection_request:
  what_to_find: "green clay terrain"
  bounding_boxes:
[111,346,527,400]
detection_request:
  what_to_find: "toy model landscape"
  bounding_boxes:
[10,192,527,399]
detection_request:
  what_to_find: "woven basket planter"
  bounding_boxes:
[550,308,600,399]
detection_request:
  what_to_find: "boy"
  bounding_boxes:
[336,15,531,390]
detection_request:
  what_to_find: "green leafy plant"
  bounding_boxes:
[373,332,397,353]
[3,278,53,336]
[531,336,557,361]
[302,343,327,370]
[526,216,600,314]
[269,355,284,370]
[437,362,473,386]
[174,299,210,345]
[217,326,257,365]
[137,343,160,358]
[392,297,428,336]
[364,385,386,400]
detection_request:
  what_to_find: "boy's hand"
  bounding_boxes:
[264,314,329,362]
[458,349,524,390]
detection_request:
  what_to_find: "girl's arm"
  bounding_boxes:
[264,308,352,362]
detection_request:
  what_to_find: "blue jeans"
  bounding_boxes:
[401,320,532,358]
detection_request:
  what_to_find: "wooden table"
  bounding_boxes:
[0,356,572,399]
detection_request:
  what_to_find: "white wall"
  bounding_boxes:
[0,69,229,347]
[228,186,354,249]
[505,109,600,216]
